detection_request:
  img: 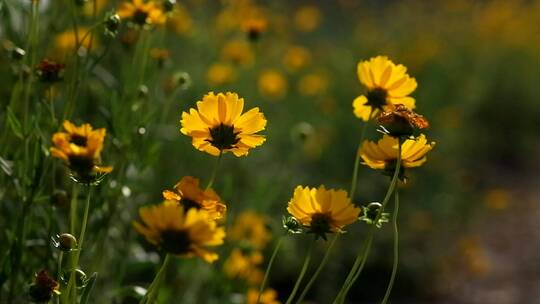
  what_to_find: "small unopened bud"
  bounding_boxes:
[61,269,87,289]
[104,12,121,37]
[162,0,176,12]
[282,215,303,234]
[359,202,389,228]
[138,85,149,98]
[53,233,77,252]
[290,122,314,144]
[172,71,191,90]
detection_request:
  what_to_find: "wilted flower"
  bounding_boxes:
[377,104,429,138]
[133,201,225,263]
[287,186,361,240]
[36,59,65,83]
[28,270,60,303]
[180,92,267,157]
[162,176,226,220]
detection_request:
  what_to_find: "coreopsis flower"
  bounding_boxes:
[133,201,225,263]
[223,248,264,284]
[287,186,361,240]
[294,5,322,32]
[117,0,166,27]
[221,40,254,66]
[359,134,435,174]
[353,56,417,121]
[162,176,226,220]
[50,121,112,184]
[206,63,236,86]
[282,46,311,72]
[246,288,281,304]
[36,59,65,83]
[242,17,268,41]
[377,104,429,137]
[180,92,267,157]
[28,270,60,302]
[258,70,288,100]
[228,211,272,250]
[53,28,96,59]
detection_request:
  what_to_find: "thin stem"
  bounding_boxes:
[285,239,315,304]
[76,187,93,258]
[349,122,367,199]
[56,252,63,304]
[70,184,79,236]
[141,254,172,304]
[206,151,223,190]
[296,233,339,304]
[333,140,403,303]
[257,236,284,304]
[381,189,400,304]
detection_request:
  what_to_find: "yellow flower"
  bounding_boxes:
[162,176,226,220]
[221,40,254,66]
[180,92,267,157]
[53,28,96,59]
[241,17,268,41]
[282,46,311,72]
[83,0,109,16]
[298,72,328,96]
[294,5,322,32]
[353,56,417,121]
[287,186,360,239]
[246,288,281,304]
[223,248,264,284]
[258,69,287,100]
[206,63,236,86]
[359,134,435,170]
[228,211,271,250]
[117,0,166,27]
[133,201,225,263]
[167,5,193,35]
[50,120,112,182]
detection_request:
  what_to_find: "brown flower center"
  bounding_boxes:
[160,230,191,255]
[309,213,332,240]
[133,9,149,25]
[180,198,202,211]
[71,135,87,147]
[207,123,240,150]
[366,87,388,110]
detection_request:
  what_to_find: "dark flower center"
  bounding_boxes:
[207,123,240,150]
[133,9,149,25]
[68,155,95,176]
[180,198,201,211]
[366,87,388,109]
[160,230,191,255]
[71,135,87,147]
[309,213,332,240]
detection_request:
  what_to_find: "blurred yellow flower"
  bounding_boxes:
[298,72,328,96]
[206,63,237,86]
[283,46,311,72]
[258,69,287,100]
[359,134,435,170]
[223,248,264,284]
[483,188,510,210]
[229,211,272,249]
[133,201,225,263]
[246,288,281,304]
[180,92,267,157]
[50,121,112,182]
[162,176,226,220]
[83,0,109,16]
[221,40,255,66]
[294,5,322,32]
[353,56,417,121]
[242,17,268,41]
[287,186,360,239]
[54,28,96,59]
[117,0,166,26]
[167,5,193,35]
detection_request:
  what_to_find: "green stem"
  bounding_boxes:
[333,140,403,303]
[349,123,367,199]
[70,184,79,236]
[206,151,223,190]
[381,189,400,304]
[256,237,284,304]
[285,239,315,304]
[295,233,339,304]
[56,252,63,304]
[141,254,172,304]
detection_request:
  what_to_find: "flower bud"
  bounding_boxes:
[53,233,78,252]
[104,13,121,37]
[359,202,389,228]
[162,0,176,12]
[12,47,26,60]
[282,215,303,234]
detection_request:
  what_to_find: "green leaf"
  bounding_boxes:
[6,107,23,139]
[80,272,98,304]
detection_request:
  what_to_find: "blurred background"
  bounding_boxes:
[1,0,540,303]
